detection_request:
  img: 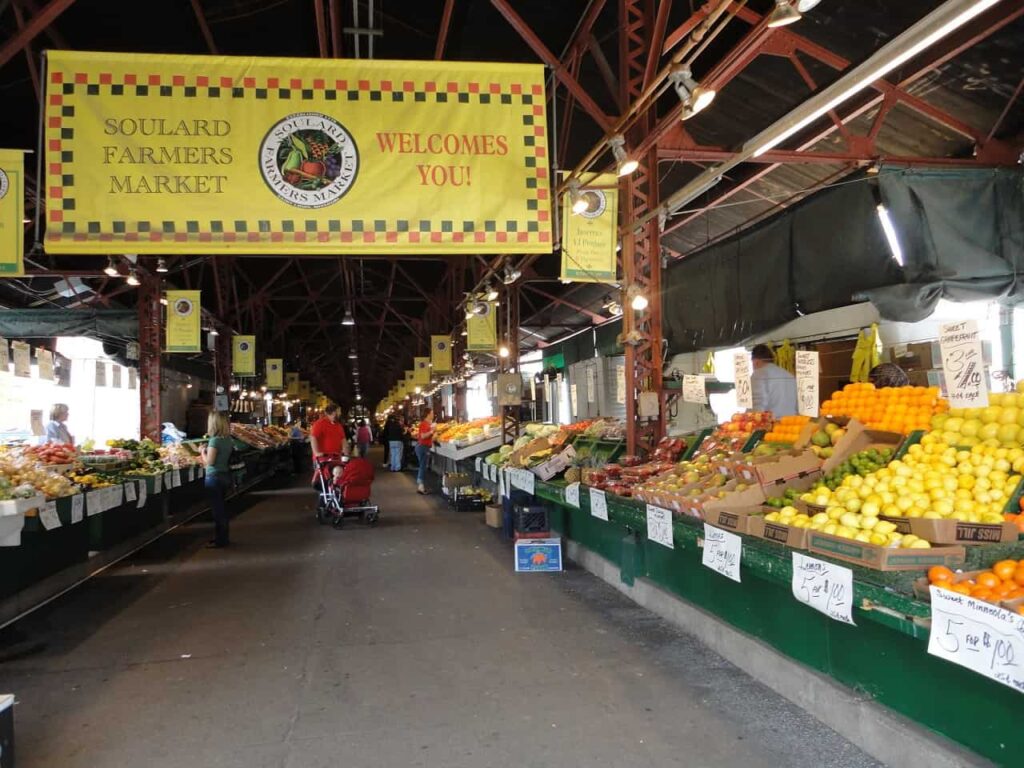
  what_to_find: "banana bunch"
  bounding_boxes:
[850,324,883,382]
[773,339,796,374]
[702,351,715,375]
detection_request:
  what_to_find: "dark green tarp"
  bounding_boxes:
[0,309,137,339]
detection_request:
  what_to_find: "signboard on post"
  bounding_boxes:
[560,171,617,282]
[939,320,988,409]
[734,353,752,410]
[682,374,707,404]
[795,350,820,417]
[232,335,256,376]
[0,149,26,277]
[165,290,202,352]
[466,298,497,352]
[43,52,551,256]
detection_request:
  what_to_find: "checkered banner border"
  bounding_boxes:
[45,71,550,247]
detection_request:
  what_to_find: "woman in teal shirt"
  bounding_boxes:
[200,412,234,548]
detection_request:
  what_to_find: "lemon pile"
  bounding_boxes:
[763,505,926,548]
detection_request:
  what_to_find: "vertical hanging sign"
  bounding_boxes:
[128,368,137,389]
[795,350,820,417]
[560,171,618,282]
[95,360,107,387]
[232,335,256,376]
[939,320,988,409]
[285,372,300,396]
[165,290,202,353]
[413,356,430,385]
[466,297,498,352]
[0,149,26,277]
[11,341,30,377]
[36,349,54,381]
[112,365,122,388]
[266,359,284,390]
[0,336,9,372]
[734,353,752,410]
[430,336,452,373]
[298,380,311,401]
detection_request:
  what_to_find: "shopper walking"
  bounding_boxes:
[44,403,74,445]
[355,419,372,458]
[750,344,798,418]
[415,409,436,494]
[384,415,404,472]
[200,411,234,548]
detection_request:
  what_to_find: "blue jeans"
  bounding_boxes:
[205,473,230,545]
[389,440,403,471]
[415,443,429,487]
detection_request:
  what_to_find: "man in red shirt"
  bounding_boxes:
[310,404,348,480]
[415,408,435,494]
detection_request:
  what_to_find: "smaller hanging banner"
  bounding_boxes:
[12,340,30,377]
[285,372,300,395]
[36,348,54,381]
[0,149,26,277]
[128,368,137,389]
[232,335,256,376]
[0,336,9,372]
[467,297,498,352]
[266,358,284,390]
[560,171,618,283]
[112,365,122,388]
[165,290,202,353]
[414,356,430,385]
[405,370,415,387]
[298,380,311,400]
[431,335,452,373]
[95,360,107,387]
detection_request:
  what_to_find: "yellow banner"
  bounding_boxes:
[43,51,552,255]
[561,171,617,282]
[405,370,415,389]
[0,149,25,277]
[467,296,497,352]
[285,372,299,395]
[266,358,283,389]
[414,356,430,385]
[165,290,201,352]
[430,335,452,373]
[232,335,255,376]
[299,380,311,400]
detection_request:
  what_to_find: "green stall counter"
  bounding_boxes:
[533,478,1024,765]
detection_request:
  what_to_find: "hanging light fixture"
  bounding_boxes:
[460,328,468,336]
[502,263,522,285]
[567,179,589,215]
[159,296,168,306]
[626,284,648,311]
[348,351,358,359]
[498,345,510,358]
[608,134,638,176]
[104,257,119,277]
[126,269,140,286]
[155,258,168,273]
[208,328,219,337]
[341,307,355,326]
[767,0,802,28]
[485,283,498,301]
[796,0,822,10]
[669,66,716,120]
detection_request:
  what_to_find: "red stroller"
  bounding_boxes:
[313,455,380,528]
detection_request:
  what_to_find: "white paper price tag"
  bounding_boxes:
[795,350,820,418]
[564,482,581,509]
[928,586,1024,693]
[188,466,195,482]
[154,474,163,494]
[646,505,675,550]
[940,320,989,409]
[137,481,148,509]
[124,481,137,502]
[86,490,104,516]
[475,457,482,473]
[199,466,205,479]
[791,553,855,625]
[70,494,84,523]
[172,470,182,488]
[164,471,173,490]
[112,484,124,508]
[734,353,752,410]
[682,374,707,404]
[702,524,741,581]
[39,500,61,530]
[512,469,535,495]
[589,488,608,521]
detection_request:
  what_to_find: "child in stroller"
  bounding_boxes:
[313,454,380,528]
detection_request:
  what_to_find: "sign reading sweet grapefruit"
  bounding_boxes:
[43,51,551,254]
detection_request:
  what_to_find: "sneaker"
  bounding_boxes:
[417,485,426,494]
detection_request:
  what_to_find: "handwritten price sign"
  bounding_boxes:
[939,320,988,409]
[589,488,608,521]
[734,353,752,410]
[928,586,1024,693]
[791,553,855,625]
[795,350,820,418]
[682,374,707,405]
[702,524,741,581]
[564,482,580,509]
[646,505,674,549]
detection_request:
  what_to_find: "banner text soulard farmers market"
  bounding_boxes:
[100,118,512,194]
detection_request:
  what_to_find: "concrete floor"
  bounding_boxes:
[1,451,883,768]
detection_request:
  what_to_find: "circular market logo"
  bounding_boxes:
[172,297,195,318]
[0,169,9,200]
[238,341,251,353]
[259,113,359,209]
[578,189,607,219]
[434,339,449,352]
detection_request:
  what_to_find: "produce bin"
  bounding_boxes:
[0,500,89,599]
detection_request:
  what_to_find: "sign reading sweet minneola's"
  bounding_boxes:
[43,51,552,255]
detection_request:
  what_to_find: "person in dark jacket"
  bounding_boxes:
[384,415,405,472]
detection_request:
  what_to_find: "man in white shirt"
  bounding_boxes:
[750,344,797,417]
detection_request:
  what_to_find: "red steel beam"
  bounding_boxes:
[11,2,40,100]
[190,0,218,54]
[656,145,1020,167]
[329,0,342,57]
[313,0,329,57]
[643,0,672,89]
[489,0,614,132]
[435,0,455,59]
[0,0,78,70]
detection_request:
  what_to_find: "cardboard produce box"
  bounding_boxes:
[531,444,575,482]
[723,448,821,486]
[905,517,1019,545]
[703,506,761,534]
[484,504,502,528]
[747,515,810,549]
[807,530,965,571]
[822,420,904,475]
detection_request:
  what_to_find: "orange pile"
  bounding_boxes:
[763,415,811,444]
[821,383,948,434]
[928,561,1024,614]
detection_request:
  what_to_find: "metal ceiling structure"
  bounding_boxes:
[1,0,1022,439]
